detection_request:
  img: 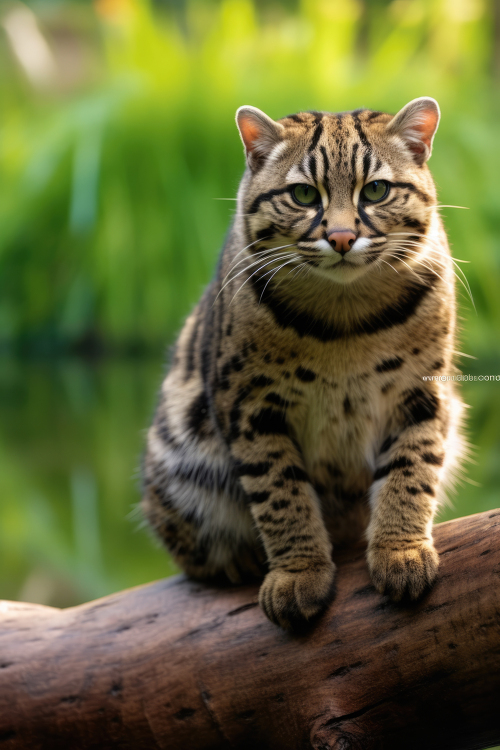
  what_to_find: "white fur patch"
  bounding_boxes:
[314,239,333,252]
[286,165,308,184]
[268,141,289,163]
[351,237,372,252]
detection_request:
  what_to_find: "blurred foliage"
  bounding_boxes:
[0,0,499,619]
[0,0,499,354]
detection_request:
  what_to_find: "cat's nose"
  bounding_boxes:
[328,230,356,255]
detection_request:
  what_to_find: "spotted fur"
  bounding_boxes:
[142,97,465,630]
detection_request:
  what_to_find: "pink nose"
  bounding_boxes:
[328,230,356,254]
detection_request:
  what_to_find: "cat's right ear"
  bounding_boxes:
[387,97,440,166]
[236,106,284,170]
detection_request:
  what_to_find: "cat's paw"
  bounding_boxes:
[258,560,336,630]
[367,541,439,601]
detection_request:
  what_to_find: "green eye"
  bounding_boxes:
[292,184,320,206]
[361,180,389,203]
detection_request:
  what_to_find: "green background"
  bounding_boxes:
[0,0,499,632]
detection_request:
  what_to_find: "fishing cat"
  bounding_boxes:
[142,97,464,630]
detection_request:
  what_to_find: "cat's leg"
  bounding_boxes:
[230,425,335,629]
[367,383,457,600]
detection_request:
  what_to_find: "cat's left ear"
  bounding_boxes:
[387,97,440,166]
[236,106,284,170]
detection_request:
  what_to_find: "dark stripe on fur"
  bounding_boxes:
[251,272,435,342]
[309,122,324,152]
[376,357,404,373]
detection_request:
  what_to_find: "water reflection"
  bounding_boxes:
[0,355,178,606]
[0,355,497,607]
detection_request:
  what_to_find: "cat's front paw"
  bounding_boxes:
[258,560,336,630]
[367,540,439,601]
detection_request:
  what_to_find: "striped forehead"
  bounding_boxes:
[284,112,389,186]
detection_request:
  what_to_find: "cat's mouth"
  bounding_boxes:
[327,256,360,271]
[329,257,354,267]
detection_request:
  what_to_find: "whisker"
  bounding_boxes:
[387,232,470,262]
[378,258,400,275]
[389,241,474,300]
[216,244,298,301]
[229,253,299,306]
[435,204,469,210]
[225,236,272,272]
[223,245,293,283]
[259,258,301,302]
[289,261,311,283]
[275,259,307,290]
[216,252,296,305]
[386,242,476,311]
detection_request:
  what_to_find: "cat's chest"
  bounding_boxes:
[286,363,386,479]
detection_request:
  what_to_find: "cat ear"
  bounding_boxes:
[236,106,284,170]
[387,97,440,166]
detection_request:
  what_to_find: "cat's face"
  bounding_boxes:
[236,99,439,286]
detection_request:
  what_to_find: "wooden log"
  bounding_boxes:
[1,509,499,750]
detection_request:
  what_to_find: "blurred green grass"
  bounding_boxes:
[0,0,499,609]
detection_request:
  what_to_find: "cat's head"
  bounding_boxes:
[235,98,440,286]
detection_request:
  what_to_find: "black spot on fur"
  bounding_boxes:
[282,465,309,482]
[272,499,291,510]
[403,388,439,425]
[376,357,403,373]
[343,395,353,415]
[251,374,274,388]
[374,456,414,481]
[187,391,209,434]
[422,452,444,466]
[295,366,316,382]
[268,450,284,459]
[265,392,291,408]
[237,461,271,477]
[231,355,244,372]
[421,483,435,495]
[248,491,271,504]
[249,408,288,436]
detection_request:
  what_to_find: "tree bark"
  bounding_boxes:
[1,509,500,750]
